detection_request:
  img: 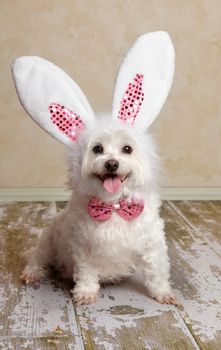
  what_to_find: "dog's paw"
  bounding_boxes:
[20,272,41,284]
[20,266,44,284]
[72,289,98,305]
[154,293,179,306]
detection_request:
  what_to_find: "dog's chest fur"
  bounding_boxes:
[51,201,156,281]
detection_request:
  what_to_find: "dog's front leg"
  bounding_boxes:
[72,262,100,305]
[141,220,179,305]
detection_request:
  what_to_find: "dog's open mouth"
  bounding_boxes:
[95,173,129,194]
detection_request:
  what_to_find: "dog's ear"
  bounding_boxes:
[112,32,175,131]
[12,56,95,145]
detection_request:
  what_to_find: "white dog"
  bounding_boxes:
[12,31,178,305]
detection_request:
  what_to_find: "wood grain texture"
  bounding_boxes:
[170,201,221,242]
[0,335,78,350]
[76,278,199,350]
[0,202,84,350]
[162,201,221,350]
[1,201,221,349]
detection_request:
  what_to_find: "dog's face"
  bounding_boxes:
[79,127,153,199]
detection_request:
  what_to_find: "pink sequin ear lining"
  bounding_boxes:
[118,73,144,125]
[49,103,85,141]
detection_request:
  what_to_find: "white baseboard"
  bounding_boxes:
[0,187,221,201]
[161,187,221,200]
[0,188,71,201]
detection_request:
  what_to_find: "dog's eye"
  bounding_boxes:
[122,145,133,154]
[92,144,104,154]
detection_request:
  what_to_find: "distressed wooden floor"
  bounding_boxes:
[0,201,221,349]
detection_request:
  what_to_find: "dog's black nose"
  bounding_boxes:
[105,159,119,172]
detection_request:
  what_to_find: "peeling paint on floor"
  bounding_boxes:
[1,201,221,349]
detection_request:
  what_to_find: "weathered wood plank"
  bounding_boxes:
[162,201,221,350]
[56,201,67,211]
[0,334,77,350]
[0,201,57,229]
[2,200,220,349]
[170,201,221,242]
[75,276,199,349]
[0,202,84,350]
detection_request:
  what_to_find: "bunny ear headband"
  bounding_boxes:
[12,31,175,146]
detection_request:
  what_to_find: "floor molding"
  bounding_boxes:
[161,187,221,200]
[0,188,71,201]
[0,187,221,201]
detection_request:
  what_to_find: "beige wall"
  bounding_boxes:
[1,0,221,188]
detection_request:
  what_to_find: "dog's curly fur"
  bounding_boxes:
[21,116,178,305]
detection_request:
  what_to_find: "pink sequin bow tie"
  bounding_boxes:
[88,197,144,221]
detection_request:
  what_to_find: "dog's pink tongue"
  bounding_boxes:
[103,176,122,193]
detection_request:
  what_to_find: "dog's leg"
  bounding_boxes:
[20,228,53,284]
[72,263,100,305]
[141,220,179,305]
[141,253,178,305]
[141,249,178,305]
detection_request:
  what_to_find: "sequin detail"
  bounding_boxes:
[118,73,144,124]
[49,103,84,141]
[88,197,144,221]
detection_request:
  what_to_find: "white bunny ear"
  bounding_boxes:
[12,56,95,145]
[112,31,175,130]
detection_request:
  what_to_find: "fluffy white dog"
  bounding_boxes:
[12,31,178,305]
